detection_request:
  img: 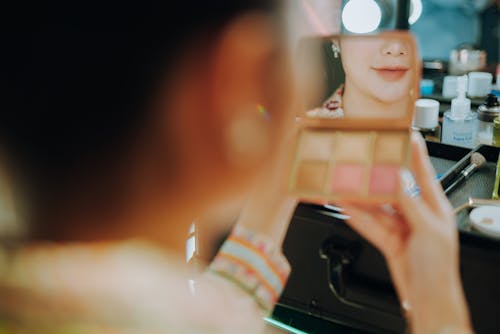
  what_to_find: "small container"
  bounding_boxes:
[442,75,458,98]
[449,45,486,75]
[468,72,493,98]
[420,79,434,95]
[470,206,500,239]
[413,99,441,141]
[475,94,500,145]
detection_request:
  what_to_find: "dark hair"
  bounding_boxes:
[0,1,280,237]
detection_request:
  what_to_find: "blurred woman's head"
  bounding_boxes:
[0,1,292,242]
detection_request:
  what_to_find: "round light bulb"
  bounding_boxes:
[409,0,422,25]
[342,0,382,34]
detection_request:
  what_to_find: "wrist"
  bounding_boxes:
[431,326,474,334]
[237,195,297,242]
[410,281,472,334]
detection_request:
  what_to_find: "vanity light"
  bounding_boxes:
[409,0,422,25]
[341,0,382,34]
[341,0,422,33]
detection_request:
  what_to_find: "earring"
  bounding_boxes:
[331,42,340,58]
[224,105,270,167]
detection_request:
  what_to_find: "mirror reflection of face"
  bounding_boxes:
[341,34,413,105]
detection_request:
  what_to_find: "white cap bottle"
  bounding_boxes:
[450,75,470,120]
[442,75,478,148]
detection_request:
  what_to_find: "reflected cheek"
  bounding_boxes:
[341,41,378,59]
[344,62,372,85]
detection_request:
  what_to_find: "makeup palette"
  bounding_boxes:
[289,32,419,204]
[290,127,410,203]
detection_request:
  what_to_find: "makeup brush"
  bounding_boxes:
[444,152,487,195]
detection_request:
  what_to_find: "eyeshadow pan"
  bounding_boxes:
[298,131,334,161]
[295,161,328,192]
[334,132,372,162]
[374,132,407,164]
[369,165,399,194]
[331,163,365,193]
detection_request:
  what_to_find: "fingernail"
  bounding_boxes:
[411,130,425,143]
[381,204,397,215]
[401,300,412,311]
[399,168,420,197]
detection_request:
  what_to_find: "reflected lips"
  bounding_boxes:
[372,67,409,82]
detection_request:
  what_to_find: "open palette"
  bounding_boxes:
[289,32,419,203]
[292,129,410,200]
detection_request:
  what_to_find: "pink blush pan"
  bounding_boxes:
[369,165,399,194]
[331,163,365,193]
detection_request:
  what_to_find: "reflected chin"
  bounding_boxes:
[372,90,408,104]
[368,76,411,104]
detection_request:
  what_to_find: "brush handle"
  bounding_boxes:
[444,164,478,195]
[468,198,500,207]
[444,174,466,195]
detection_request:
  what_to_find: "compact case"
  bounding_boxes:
[289,32,420,204]
[290,122,413,203]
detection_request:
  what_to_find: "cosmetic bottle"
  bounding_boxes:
[468,72,493,98]
[442,75,477,148]
[475,94,500,145]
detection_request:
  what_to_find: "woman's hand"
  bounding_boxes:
[339,133,472,334]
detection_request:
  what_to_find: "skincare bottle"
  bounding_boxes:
[475,94,500,145]
[442,75,477,148]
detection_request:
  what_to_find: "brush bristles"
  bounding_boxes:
[471,152,487,168]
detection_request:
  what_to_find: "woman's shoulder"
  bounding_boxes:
[0,240,262,333]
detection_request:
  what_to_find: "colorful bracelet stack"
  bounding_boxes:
[209,225,291,312]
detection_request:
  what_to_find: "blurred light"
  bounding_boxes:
[342,0,382,34]
[409,0,422,25]
[186,223,196,263]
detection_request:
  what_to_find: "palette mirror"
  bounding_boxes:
[289,31,420,203]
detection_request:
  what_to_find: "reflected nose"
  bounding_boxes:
[381,40,408,56]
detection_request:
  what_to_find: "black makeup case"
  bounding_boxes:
[273,142,500,334]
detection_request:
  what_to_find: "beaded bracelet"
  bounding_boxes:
[208,225,291,312]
